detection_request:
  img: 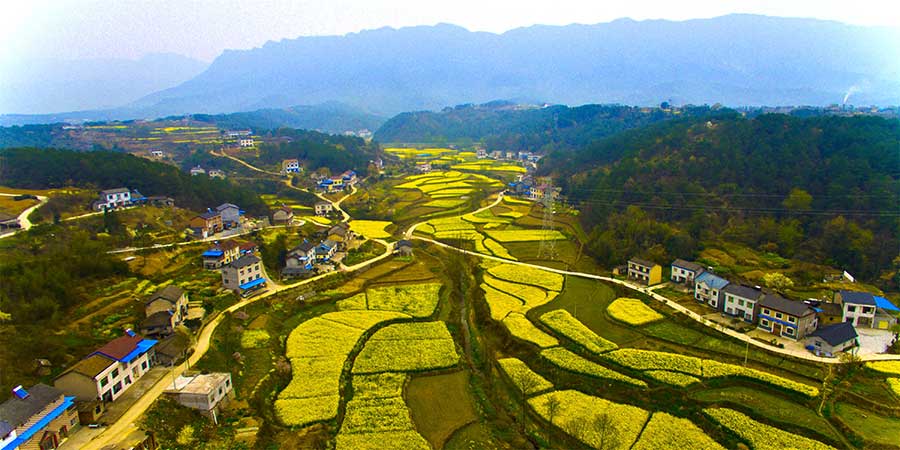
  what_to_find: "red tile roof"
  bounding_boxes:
[92,335,143,361]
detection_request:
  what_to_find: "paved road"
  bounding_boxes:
[409,233,900,364]
[0,194,49,239]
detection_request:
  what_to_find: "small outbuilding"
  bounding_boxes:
[805,322,858,356]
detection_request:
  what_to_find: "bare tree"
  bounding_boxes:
[545,395,562,448]
[514,374,541,425]
[592,413,620,450]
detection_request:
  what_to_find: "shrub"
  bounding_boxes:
[703,408,836,450]
[539,310,618,355]
[606,298,664,326]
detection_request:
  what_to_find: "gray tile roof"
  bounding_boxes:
[0,384,63,428]
[229,254,260,269]
[629,257,658,268]
[149,285,184,304]
[840,290,877,306]
[671,259,704,272]
[722,284,764,301]
[760,294,815,317]
[810,322,858,346]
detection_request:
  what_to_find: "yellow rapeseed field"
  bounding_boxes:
[498,358,554,395]
[606,298,664,325]
[529,390,650,449]
[541,347,647,387]
[502,313,559,348]
[704,408,836,450]
[539,310,618,355]
[349,220,393,239]
[633,412,725,450]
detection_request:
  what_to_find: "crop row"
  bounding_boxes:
[483,238,517,260]
[643,370,700,387]
[529,390,649,449]
[633,412,725,450]
[866,361,900,376]
[606,298,664,326]
[352,321,460,374]
[888,378,900,397]
[541,347,647,387]
[502,313,559,348]
[539,310,618,355]
[481,283,524,320]
[498,357,554,396]
[487,263,564,291]
[600,349,820,397]
[276,310,409,426]
[483,273,551,310]
[703,408,836,450]
[484,229,567,242]
[364,283,442,317]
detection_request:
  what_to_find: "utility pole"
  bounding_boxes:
[536,180,558,261]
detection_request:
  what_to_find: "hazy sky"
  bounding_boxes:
[3,0,898,63]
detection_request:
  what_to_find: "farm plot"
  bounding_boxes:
[385,147,457,160]
[866,361,900,376]
[483,273,554,311]
[336,372,430,450]
[451,161,528,173]
[484,229,566,242]
[502,313,559,348]
[529,390,650,450]
[352,321,460,374]
[337,282,442,318]
[498,358,554,395]
[643,370,700,387]
[487,263,564,291]
[704,408,836,450]
[276,310,409,426]
[606,297,664,325]
[349,220,393,239]
[539,310,618,355]
[541,348,647,387]
[633,412,724,450]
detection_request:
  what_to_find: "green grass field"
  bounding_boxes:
[835,402,900,446]
[406,371,479,449]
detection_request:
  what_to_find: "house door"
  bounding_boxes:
[772,322,783,336]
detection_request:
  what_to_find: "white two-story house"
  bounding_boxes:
[54,331,157,403]
[721,284,764,323]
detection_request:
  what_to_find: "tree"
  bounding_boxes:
[782,188,812,211]
[591,413,620,450]
[545,394,561,448]
[762,272,794,290]
[175,424,196,446]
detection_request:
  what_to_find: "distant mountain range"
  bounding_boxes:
[2,14,898,125]
[0,53,207,115]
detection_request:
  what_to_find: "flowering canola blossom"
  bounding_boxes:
[633,412,725,450]
[541,347,647,387]
[529,390,650,450]
[276,310,409,426]
[606,297,664,325]
[336,373,429,450]
[498,358,554,395]
[352,321,459,374]
[539,309,618,355]
[704,408,836,450]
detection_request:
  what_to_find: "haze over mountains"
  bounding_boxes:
[2,14,898,125]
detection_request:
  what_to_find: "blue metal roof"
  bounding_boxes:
[696,271,730,290]
[2,396,74,450]
[239,278,266,290]
[875,296,900,312]
[202,250,224,257]
[119,339,157,363]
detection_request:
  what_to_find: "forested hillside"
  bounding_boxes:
[0,147,268,215]
[376,102,715,151]
[256,128,380,174]
[543,114,900,282]
[191,103,385,135]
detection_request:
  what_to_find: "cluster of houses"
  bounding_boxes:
[189,166,226,179]
[224,130,254,148]
[506,175,560,202]
[201,239,265,297]
[1,328,231,449]
[90,188,174,212]
[189,203,243,238]
[282,223,355,278]
[315,170,358,193]
[625,258,899,356]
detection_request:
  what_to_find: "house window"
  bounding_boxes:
[761,319,770,327]
[763,309,770,315]
[788,317,796,323]
[100,376,109,387]
[784,327,794,336]
[112,381,122,394]
[775,312,783,319]
[738,299,744,307]
[815,341,822,347]
[142,361,148,370]
[847,305,856,312]
[111,368,119,379]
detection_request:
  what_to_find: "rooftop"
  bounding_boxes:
[165,373,230,395]
[149,285,184,304]
[91,335,157,362]
[760,294,815,317]
[216,203,239,211]
[696,271,730,290]
[142,310,174,328]
[100,187,129,195]
[671,258,704,272]
[229,254,260,269]
[810,322,858,346]
[197,211,220,220]
[840,290,877,306]
[59,354,116,380]
[722,284,763,300]
[628,257,658,268]
[0,384,63,428]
